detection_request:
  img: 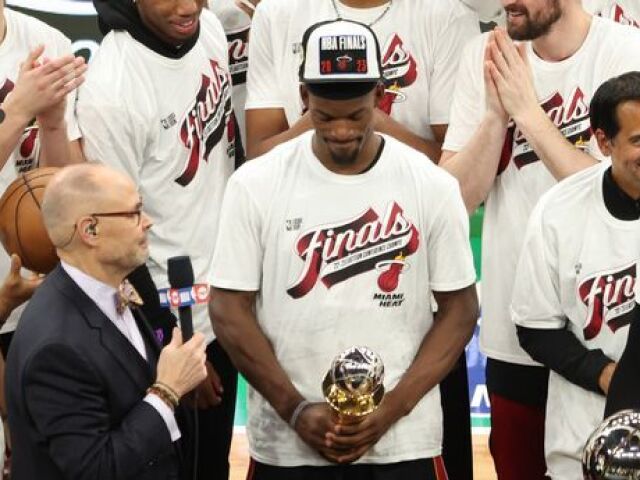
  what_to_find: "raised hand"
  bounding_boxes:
[0,254,43,323]
[156,328,208,397]
[3,45,87,127]
[486,27,539,123]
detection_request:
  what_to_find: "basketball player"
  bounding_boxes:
[77,0,238,477]
[244,0,479,161]
[440,0,640,478]
[209,19,478,480]
[511,71,640,479]
[245,2,480,476]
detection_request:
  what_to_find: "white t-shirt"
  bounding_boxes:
[443,17,640,365]
[584,0,640,27]
[459,0,503,23]
[77,10,236,344]
[246,0,479,140]
[208,0,251,142]
[512,163,638,479]
[209,131,476,466]
[0,8,80,333]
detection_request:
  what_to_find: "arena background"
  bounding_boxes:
[6,0,491,432]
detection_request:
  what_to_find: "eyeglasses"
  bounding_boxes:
[90,209,143,226]
[56,207,145,249]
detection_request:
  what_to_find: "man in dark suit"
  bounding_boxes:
[5,164,207,480]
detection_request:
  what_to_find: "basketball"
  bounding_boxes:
[0,167,59,274]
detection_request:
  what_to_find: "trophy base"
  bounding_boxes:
[322,372,385,422]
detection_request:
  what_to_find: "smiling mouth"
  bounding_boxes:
[172,19,197,34]
[505,10,526,19]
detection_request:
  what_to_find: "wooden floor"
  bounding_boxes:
[229,433,496,479]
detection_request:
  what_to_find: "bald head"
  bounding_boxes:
[42,164,136,248]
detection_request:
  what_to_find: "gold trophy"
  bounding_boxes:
[322,346,385,424]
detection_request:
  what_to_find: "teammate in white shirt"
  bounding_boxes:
[440,0,640,478]
[77,0,238,478]
[209,19,478,480]
[511,71,640,479]
[583,0,640,27]
[244,0,479,161]
[0,2,85,344]
[207,0,259,143]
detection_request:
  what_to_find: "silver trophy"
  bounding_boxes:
[322,346,385,424]
[583,409,640,479]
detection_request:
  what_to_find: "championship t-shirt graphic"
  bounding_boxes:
[579,262,638,341]
[226,26,249,85]
[0,77,39,172]
[287,201,419,299]
[499,86,590,173]
[612,3,640,26]
[378,34,418,115]
[177,59,233,186]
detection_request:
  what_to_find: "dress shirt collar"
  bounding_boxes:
[60,261,121,323]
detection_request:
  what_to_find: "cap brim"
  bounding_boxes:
[306,81,379,100]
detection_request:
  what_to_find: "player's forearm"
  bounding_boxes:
[209,289,305,421]
[513,106,598,180]
[440,113,507,214]
[247,111,313,159]
[373,112,442,161]
[516,325,613,394]
[38,123,78,167]
[389,284,478,416]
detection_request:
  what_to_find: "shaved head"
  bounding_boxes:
[42,164,135,248]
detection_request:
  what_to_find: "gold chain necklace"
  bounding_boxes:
[330,0,393,27]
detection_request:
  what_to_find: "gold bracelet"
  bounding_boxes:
[154,381,180,406]
[147,385,178,410]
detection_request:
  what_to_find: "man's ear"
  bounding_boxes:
[594,128,613,157]
[78,217,99,245]
[300,84,310,111]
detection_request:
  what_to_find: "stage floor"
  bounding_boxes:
[229,432,496,479]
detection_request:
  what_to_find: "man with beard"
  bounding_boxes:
[440,0,640,478]
[77,0,239,478]
[209,19,479,480]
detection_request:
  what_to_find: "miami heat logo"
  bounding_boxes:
[578,263,637,341]
[337,55,353,71]
[499,86,591,173]
[287,202,419,299]
[378,34,418,115]
[177,59,232,186]
[376,252,409,293]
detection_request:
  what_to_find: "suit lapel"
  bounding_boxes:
[51,266,154,390]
